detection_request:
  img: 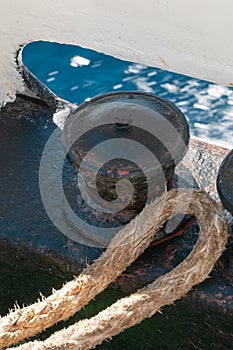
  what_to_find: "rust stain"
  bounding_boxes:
[190,138,229,156]
[122,273,135,279]
[133,268,145,277]
[215,292,223,298]
[229,83,233,87]
[118,169,130,176]
[159,56,170,70]
[199,292,207,300]
[150,217,195,247]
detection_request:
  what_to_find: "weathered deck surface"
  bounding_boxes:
[0,95,232,348]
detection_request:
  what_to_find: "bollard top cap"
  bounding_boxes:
[63,91,190,173]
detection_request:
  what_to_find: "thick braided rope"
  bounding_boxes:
[0,189,228,349]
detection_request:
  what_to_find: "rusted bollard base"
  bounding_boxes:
[63,159,198,247]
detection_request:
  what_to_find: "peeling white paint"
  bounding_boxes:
[0,0,233,105]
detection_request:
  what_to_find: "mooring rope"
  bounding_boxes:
[0,189,228,349]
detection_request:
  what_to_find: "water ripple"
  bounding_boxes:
[22,41,233,147]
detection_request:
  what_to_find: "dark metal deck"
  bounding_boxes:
[0,95,232,348]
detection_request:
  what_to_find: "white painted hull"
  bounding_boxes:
[0,0,233,106]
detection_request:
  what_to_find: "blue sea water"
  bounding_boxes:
[23,41,233,147]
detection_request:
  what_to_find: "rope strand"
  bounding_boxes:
[0,189,228,349]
